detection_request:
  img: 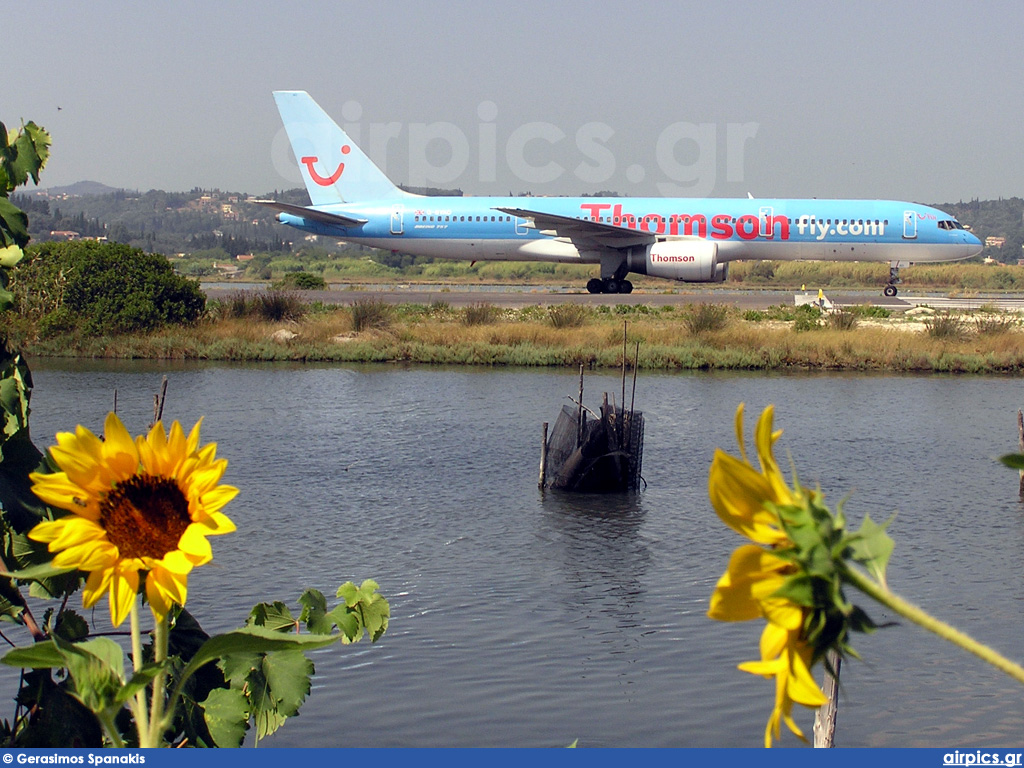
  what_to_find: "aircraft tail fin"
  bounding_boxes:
[273,90,409,204]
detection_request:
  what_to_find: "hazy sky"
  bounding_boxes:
[9,0,1023,202]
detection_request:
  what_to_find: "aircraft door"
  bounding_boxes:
[903,210,917,240]
[390,205,404,235]
[758,206,774,238]
[515,216,529,236]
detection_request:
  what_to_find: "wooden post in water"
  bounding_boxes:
[539,422,548,489]
[1018,410,1024,498]
[813,650,841,748]
[576,364,585,448]
[620,321,627,446]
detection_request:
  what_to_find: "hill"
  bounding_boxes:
[11,186,1024,266]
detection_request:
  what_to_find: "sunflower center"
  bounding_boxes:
[100,475,191,560]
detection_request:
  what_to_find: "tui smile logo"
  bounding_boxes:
[301,145,350,186]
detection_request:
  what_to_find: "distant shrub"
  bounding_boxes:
[746,261,776,282]
[847,304,892,319]
[351,299,392,331]
[253,290,306,322]
[924,313,967,340]
[826,309,859,331]
[683,303,730,334]
[14,241,205,335]
[226,292,252,319]
[274,272,326,290]
[462,302,500,326]
[548,304,588,329]
[974,314,1019,335]
[792,304,823,332]
[743,304,799,322]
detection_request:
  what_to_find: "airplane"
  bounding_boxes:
[260,91,982,297]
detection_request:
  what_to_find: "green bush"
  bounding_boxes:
[350,299,392,331]
[253,290,306,322]
[847,304,892,319]
[826,309,859,331]
[14,241,205,335]
[793,304,823,332]
[548,304,588,329]
[682,303,730,334]
[462,303,500,326]
[974,314,1019,335]
[274,272,327,290]
[924,313,967,340]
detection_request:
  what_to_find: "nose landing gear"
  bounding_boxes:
[883,263,903,297]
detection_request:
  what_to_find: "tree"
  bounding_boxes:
[14,240,206,335]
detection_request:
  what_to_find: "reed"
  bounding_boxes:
[18,299,1024,373]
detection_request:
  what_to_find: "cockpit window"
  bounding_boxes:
[939,219,967,230]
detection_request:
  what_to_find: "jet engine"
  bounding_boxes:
[631,240,727,282]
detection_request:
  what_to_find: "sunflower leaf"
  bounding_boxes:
[1,560,76,583]
[849,514,895,587]
[298,589,334,635]
[115,663,163,707]
[999,453,1024,470]
[0,244,21,268]
[178,625,339,692]
[0,197,29,250]
[334,579,389,643]
[260,650,312,720]
[1,639,64,668]
[247,601,297,633]
[219,652,261,687]
[201,687,249,748]
[50,636,125,715]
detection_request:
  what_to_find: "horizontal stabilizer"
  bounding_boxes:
[254,200,366,227]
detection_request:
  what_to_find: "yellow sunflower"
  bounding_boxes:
[28,412,237,627]
[708,404,797,547]
[739,624,828,747]
[708,403,826,746]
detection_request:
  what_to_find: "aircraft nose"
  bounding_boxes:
[964,231,983,257]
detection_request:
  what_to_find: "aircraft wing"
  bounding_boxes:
[255,200,367,227]
[496,206,655,249]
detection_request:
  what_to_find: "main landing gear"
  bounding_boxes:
[587,277,634,294]
[883,263,902,297]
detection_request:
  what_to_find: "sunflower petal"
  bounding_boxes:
[147,566,187,620]
[109,567,140,627]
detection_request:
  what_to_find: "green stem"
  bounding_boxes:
[97,710,125,749]
[129,600,150,746]
[147,613,169,747]
[845,567,1024,686]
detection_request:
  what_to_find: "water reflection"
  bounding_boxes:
[541,490,649,636]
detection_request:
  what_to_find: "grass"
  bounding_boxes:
[18,299,1024,373]
[255,258,1024,295]
[682,304,730,334]
[350,299,393,331]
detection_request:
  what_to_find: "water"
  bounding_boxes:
[14,361,1024,747]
